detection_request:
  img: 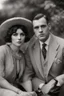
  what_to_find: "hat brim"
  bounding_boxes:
[0,17,34,43]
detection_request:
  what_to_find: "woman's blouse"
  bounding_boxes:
[0,44,25,85]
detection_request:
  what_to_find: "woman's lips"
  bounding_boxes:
[17,41,21,44]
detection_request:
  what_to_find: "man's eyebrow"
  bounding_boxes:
[34,24,47,28]
[34,26,39,28]
[41,25,47,27]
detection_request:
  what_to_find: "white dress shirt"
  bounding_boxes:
[39,35,51,51]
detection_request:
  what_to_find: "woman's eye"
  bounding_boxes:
[12,33,25,36]
[13,33,17,36]
[20,33,25,36]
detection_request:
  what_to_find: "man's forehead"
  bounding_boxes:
[33,17,47,26]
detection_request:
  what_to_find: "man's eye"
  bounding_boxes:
[41,25,47,28]
[34,26,39,29]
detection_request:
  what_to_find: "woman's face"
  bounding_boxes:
[11,28,25,47]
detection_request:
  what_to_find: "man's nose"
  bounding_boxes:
[39,27,42,32]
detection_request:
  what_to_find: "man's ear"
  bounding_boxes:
[48,23,51,30]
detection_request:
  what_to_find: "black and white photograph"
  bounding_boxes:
[0,0,64,96]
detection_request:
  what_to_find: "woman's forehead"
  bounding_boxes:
[16,28,24,33]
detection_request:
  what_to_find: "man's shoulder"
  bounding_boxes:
[28,35,37,47]
[55,35,64,42]
[20,35,37,52]
[20,41,30,53]
[54,35,64,46]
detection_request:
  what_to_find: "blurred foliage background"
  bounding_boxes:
[0,0,64,41]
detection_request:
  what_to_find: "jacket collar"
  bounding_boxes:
[32,34,60,76]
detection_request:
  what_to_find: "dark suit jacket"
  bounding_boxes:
[24,33,64,90]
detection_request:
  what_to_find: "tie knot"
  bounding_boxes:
[42,43,46,48]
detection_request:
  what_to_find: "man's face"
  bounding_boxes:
[33,17,50,42]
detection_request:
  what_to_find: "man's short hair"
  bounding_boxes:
[33,12,50,24]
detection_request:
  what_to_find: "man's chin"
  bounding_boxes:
[39,37,46,41]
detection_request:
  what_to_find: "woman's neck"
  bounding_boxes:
[10,44,20,53]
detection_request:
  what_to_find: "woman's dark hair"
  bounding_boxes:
[5,24,30,42]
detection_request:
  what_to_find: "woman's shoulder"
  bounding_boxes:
[0,44,7,50]
[0,44,9,53]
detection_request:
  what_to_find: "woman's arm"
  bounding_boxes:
[0,46,21,94]
[0,76,21,94]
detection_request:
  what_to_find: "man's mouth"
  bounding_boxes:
[39,34,45,37]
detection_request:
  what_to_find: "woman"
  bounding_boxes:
[0,17,35,96]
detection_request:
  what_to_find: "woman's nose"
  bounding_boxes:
[18,35,21,39]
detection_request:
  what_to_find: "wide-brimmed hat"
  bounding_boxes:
[0,17,34,43]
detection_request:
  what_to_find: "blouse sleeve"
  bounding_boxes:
[0,45,6,77]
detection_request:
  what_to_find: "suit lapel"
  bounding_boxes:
[31,34,60,78]
[47,34,60,75]
[32,40,44,78]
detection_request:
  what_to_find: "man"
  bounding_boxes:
[23,13,64,96]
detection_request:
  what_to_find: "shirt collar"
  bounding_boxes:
[45,35,51,46]
[39,35,51,50]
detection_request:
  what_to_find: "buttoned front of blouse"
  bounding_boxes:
[0,44,25,85]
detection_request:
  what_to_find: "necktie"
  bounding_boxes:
[42,43,47,59]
